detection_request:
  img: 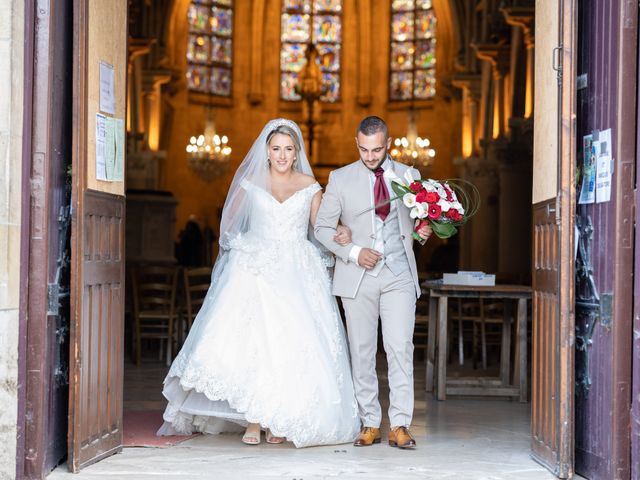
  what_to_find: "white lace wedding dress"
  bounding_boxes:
[158,181,360,447]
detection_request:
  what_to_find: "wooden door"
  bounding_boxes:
[574,1,636,478]
[530,0,576,477]
[632,24,640,477]
[69,0,128,472]
[21,0,73,476]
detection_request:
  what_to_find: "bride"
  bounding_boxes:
[157,119,361,447]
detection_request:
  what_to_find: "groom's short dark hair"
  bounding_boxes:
[357,116,388,140]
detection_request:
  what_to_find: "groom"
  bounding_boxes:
[315,116,431,449]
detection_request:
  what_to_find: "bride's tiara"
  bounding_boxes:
[268,118,299,132]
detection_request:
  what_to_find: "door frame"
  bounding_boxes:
[556,0,577,475]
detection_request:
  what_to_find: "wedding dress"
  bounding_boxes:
[158,179,360,447]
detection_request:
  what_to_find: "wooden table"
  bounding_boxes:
[422,280,532,402]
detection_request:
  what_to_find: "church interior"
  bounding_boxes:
[120,0,536,465]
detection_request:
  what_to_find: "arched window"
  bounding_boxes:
[186,1,234,97]
[389,0,436,101]
[280,0,343,103]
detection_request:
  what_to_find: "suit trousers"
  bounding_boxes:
[341,265,416,428]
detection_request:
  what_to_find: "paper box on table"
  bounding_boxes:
[442,271,496,286]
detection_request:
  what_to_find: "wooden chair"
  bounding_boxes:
[130,265,180,366]
[180,266,213,343]
[447,298,481,366]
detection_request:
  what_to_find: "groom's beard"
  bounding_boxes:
[360,155,387,171]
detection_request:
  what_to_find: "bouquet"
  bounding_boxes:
[391,170,479,240]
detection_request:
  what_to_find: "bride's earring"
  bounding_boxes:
[267,157,271,168]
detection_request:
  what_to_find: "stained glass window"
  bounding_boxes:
[280,0,343,102]
[389,0,436,100]
[186,1,233,97]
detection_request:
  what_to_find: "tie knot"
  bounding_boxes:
[374,167,384,178]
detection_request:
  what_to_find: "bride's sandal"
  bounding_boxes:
[265,428,285,444]
[242,425,261,445]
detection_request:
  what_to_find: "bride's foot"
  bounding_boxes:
[265,428,285,444]
[242,423,261,445]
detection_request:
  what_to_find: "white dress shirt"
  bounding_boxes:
[348,157,397,277]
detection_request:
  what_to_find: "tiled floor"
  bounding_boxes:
[47,356,575,480]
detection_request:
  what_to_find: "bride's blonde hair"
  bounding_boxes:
[266,125,302,155]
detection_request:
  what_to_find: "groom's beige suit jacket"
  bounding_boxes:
[314,159,422,299]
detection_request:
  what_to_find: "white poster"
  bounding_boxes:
[595,153,612,203]
[104,117,116,180]
[99,61,116,115]
[595,128,613,203]
[114,118,125,181]
[95,113,108,181]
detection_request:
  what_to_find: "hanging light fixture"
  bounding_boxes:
[390,110,436,167]
[186,120,232,181]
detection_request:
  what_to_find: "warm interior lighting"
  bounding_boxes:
[390,111,435,168]
[186,120,232,181]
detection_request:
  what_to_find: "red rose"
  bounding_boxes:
[409,181,423,193]
[446,209,462,221]
[427,204,442,220]
[415,190,428,203]
[425,191,440,203]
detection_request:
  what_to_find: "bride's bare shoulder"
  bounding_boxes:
[293,172,317,187]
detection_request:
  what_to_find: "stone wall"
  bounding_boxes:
[0,0,24,478]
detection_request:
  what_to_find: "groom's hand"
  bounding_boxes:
[358,248,382,270]
[415,220,433,241]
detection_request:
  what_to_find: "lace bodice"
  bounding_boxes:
[239,180,321,243]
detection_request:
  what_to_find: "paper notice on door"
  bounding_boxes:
[114,118,125,181]
[104,117,116,180]
[96,113,108,180]
[578,134,595,204]
[96,113,120,182]
[595,153,612,203]
[595,128,613,203]
[99,61,116,115]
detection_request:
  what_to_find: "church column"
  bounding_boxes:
[127,39,152,147]
[474,44,511,140]
[452,73,481,158]
[502,6,535,119]
[464,43,509,273]
[142,70,171,152]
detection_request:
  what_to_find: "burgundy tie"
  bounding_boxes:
[374,167,390,221]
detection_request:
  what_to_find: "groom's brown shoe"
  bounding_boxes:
[388,426,416,449]
[353,427,381,446]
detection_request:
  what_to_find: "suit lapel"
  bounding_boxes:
[387,161,409,232]
[350,161,375,237]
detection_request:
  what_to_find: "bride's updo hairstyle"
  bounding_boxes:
[266,124,302,156]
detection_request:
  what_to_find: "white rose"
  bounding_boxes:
[438,199,451,212]
[403,193,417,208]
[410,203,426,219]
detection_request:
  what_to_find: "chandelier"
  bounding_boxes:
[186,120,232,181]
[390,112,436,167]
